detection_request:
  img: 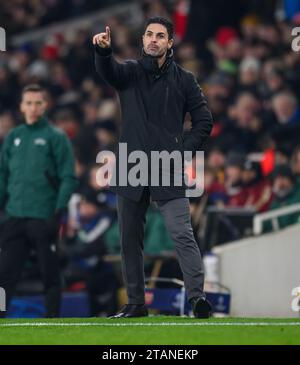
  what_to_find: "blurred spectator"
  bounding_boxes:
[291,146,300,184]
[263,66,287,98]
[0,67,17,112]
[238,56,261,94]
[224,152,247,207]
[94,120,118,152]
[271,91,300,152]
[204,72,234,149]
[242,160,273,212]
[207,147,226,185]
[176,42,203,77]
[275,146,291,165]
[85,163,117,209]
[64,186,118,317]
[53,109,81,140]
[264,164,300,231]
[1,0,121,34]
[208,26,242,75]
[220,92,263,153]
[0,111,16,147]
[240,14,261,44]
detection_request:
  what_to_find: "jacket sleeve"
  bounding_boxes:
[51,131,78,212]
[183,72,213,157]
[94,45,134,90]
[0,132,13,209]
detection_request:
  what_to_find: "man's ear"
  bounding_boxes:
[20,101,24,113]
[168,38,174,49]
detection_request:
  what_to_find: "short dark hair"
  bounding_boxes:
[144,16,174,40]
[21,84,46,99]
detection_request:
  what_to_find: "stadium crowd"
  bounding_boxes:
[1,0,300,316]
[0,0,122,34]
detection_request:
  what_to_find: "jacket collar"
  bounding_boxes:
[139,48,174,77]
[25,115,48,129]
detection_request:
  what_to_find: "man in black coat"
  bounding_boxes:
[93,17,213,318]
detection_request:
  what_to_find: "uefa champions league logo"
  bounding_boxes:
[291,287,300,312]
[292,27,300,52]
[0,27,6,51]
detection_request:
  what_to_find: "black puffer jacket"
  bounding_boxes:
[95,46,213,202]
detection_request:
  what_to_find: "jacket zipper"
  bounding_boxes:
[164,84,169,117]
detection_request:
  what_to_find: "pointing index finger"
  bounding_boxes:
[106,26,110,40]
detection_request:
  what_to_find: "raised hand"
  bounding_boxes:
[92,26,111,48]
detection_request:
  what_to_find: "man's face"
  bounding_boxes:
[225,166,242,186]
[142,23,173,58]
[272,95,297,124]
[20,91,47,124]
[242,169,256,184]
[273,175,293,198]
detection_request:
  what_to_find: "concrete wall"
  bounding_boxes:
[212,224,300,317]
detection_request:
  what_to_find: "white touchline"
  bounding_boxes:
[0,322,300,327]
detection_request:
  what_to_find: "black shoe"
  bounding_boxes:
[108,304,148,319]
[190,297,212,319]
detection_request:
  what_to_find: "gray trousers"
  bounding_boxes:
[117,188,205,304]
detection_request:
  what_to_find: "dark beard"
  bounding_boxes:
[143,47,166,59]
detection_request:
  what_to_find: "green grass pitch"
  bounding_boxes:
[0,316,299,345]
